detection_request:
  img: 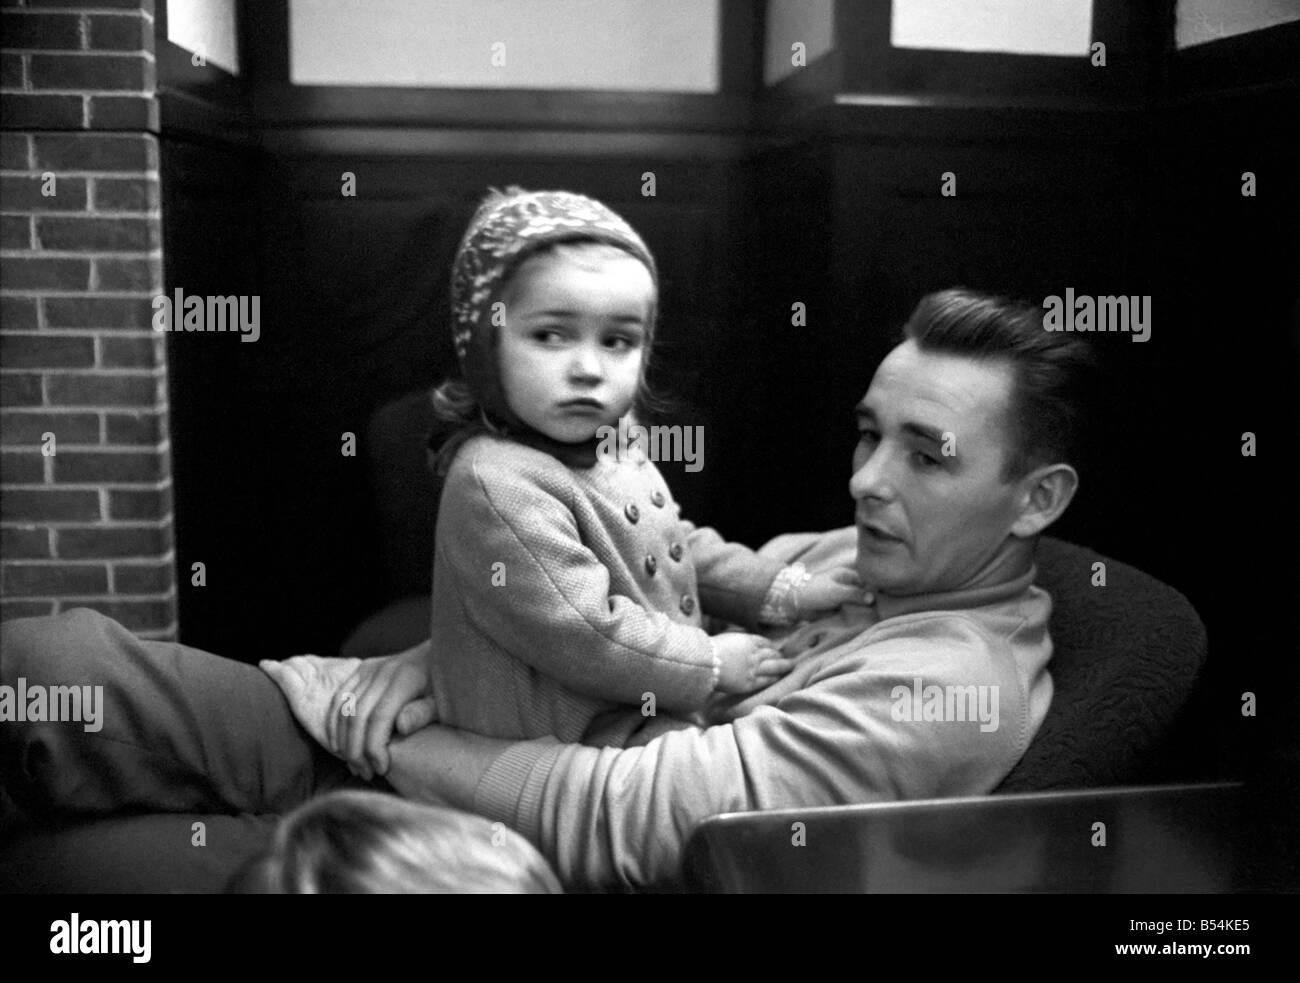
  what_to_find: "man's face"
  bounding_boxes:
[851,340,1029,595]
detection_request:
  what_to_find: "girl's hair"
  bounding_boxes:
[231,789,562,894]
[431,238,671,461]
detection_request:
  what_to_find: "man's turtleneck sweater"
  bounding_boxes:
[472,525,1055,889]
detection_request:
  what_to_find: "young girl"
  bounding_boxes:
[332,188,859,764]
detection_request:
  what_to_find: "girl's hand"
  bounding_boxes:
[795,566,862,618]
[712,633,794,695]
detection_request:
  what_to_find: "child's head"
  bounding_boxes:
[433,188,661,456]
[232,790,562,894]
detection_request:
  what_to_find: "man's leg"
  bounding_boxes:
[0,608,352,820]
[0,812,280,893]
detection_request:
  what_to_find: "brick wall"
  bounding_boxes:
[0,0,176,637]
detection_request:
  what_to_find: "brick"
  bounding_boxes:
[0,133,31,170]
[114,559,170,593]
[0,449,46,482]
[3,562,109,595]
[1,600,57,621]
[33,132,156,171]
[1,52,25,89]
[46,372,158,407]
[30,53,152,91]
[57,522,170,558]
[0,375,43,407]
[0,297,40,331]
[87,13,147,51]
[0,257,91,290]
[99,336,159,369]
[107,485,169,520]
[94,256,159,291]
[0,526,51,558]
[53,448,161,482]
[1,214,33,249]
[0,410,99,444]
[44,295,154,328]
[0,487,100,521]
[36,214,159,251]
[0,333,94,368]
[88,94,157,130]
[0,94,85,129]
[91,176,157,211]
[0,11,83,49]
[104,408,161,441]
[0,175,90,211]
[57,597,172,633]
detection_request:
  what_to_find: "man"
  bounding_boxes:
[0,288,1093,891]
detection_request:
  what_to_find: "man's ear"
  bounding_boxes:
[1010,463,1078,538]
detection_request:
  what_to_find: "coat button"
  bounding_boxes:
[679,594,696,616]
[624,503,640,523]
[669,543,684,562]
[650,490,666,508]
[644,554,657,576]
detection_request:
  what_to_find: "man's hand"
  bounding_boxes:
[794,566,862,619]
[259,654,361,754]
[327,641,438,781]
[712,632,793,694]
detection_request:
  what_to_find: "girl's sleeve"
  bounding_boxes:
[679,520,788,629]
[438,448,718,714]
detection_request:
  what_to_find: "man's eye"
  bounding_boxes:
[857,430,879,443]
[604,335,639,351]
[532,329,564,344]
[913,451,940,468]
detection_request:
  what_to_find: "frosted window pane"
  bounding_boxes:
[289,0,719,91]
[765,0,835,85]
[1176,0,1300,49]
[167,0,240,75]
[890,0,1093,56]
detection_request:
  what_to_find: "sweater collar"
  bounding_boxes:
[859,564,1038,623]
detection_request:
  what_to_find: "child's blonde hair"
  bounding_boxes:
[235,790,562,894]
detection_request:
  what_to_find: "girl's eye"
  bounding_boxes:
[604,335,638,351]
[857,430,879,444]
[532,329,565,344]
[913,451,940,468]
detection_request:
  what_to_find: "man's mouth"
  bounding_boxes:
[859,519,903,543]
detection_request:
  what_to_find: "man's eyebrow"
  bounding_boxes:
[901,422,946,445]
[856,407,946,445]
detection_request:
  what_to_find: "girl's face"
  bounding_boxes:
[498,244,654,444]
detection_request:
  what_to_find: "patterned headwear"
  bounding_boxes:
[434,187,659,470]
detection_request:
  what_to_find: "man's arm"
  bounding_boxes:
[386,620,1029,889]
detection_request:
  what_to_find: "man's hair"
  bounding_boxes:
[901,288,1098,481]
[231,789,562,894]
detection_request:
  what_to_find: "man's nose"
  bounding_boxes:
[849,448,896,503]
